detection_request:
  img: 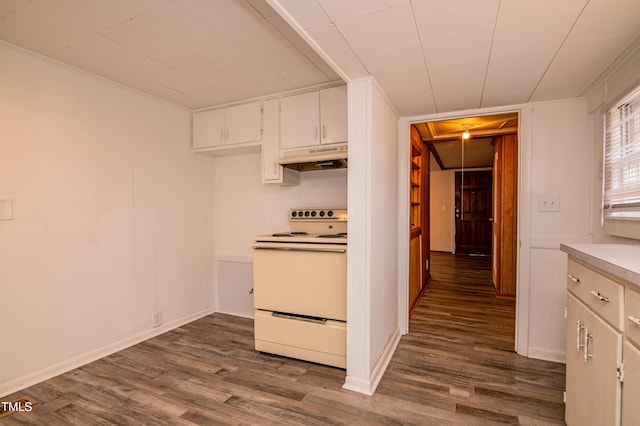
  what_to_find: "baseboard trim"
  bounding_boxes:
[342,327,402,395]
[527,347,566,364]
[0,307,217,398]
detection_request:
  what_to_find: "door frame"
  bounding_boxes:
[397,103,533,358]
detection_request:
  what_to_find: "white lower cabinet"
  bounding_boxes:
[622,340,640,425]
[565,292,622,425]
[565,256,640,426]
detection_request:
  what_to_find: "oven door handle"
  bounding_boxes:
[271,312,328,324]
[252,246,346,254]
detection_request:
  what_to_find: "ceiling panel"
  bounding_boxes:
[1,0,639,115]
[530,0,640,101]
[334,3,419,56]
[29,0,170,32]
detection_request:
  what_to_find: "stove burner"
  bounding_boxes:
[318,232,348,238]
[271,232,309,237]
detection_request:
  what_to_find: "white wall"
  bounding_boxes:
[211,152,347,317]
[344,78,400,395]
[0,43,214,397]
[524,98,592,361]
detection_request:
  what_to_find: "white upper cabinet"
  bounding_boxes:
[193,108,225,148]
[225,101,262,145]
[280,86,347,150]
[193,101,262,153]
[320,86,348,145]
[262,99,299,185]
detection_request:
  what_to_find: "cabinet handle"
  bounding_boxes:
[576,320,584,351]
[584,329,592,362]
[568,274,580,283]
[590,290,610,303]
[628,315,640,326]
[322,124,326,139]
[314,126,319,141]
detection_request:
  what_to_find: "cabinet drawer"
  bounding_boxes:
[254,310,346,368]
[568,259,624,330]
[625,288,640,346]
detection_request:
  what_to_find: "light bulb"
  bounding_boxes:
[462,131,470,139]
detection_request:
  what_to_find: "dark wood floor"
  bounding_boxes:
[2,252,565,425]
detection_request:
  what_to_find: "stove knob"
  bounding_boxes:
[291,211,297,217]
[304,211,310,217]
[319,210,325,217]
[298,210,304,217]
[328,210,334,217]
[311,211,317,217]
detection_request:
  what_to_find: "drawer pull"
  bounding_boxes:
[576,320,584,351]
[568,275,581,284]
[584,329,593,362]
[628,315,640,326]
[590,290,610,303]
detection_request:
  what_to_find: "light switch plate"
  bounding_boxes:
[0,198,14,220]
[538,193,560,212]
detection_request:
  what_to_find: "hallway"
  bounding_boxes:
[377,252,565,424]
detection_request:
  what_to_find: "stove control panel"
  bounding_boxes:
[290,208,347,221]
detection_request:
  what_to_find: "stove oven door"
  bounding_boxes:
[252,241,346,321]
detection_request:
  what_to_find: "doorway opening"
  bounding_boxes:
[408,112,519,342]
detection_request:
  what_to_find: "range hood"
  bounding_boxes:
[278,145,348,172]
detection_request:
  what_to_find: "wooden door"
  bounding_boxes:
[492,134,518,297]
[409,126,430,317]
[455,170,492,255]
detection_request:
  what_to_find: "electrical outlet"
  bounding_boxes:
[152,311,162,328]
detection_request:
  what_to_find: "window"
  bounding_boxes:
[604,84,640,220]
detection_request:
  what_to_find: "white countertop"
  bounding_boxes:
[560,243,640,288]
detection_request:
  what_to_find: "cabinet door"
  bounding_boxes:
[566,293,622,425]
[225,101,262,145]
[320,86,347,145]
[566,293,590,426]
[280,91,320,150]
[622,341,640,426]
[262,99,280,181]
[193,108,225,148]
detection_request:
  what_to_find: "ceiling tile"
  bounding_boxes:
[415,0,499,64]
[100,19,177,56]
[318,0,408,23]
[150,49,216,77]
[0,3,88,57]
[177,0,262,33]
[0,0,24,19]
[30,0,171,32]
[135,2,220,48]
[271,0,332,29]
[335,3,419,55]
[530,0,640,101]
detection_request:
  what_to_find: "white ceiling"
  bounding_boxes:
[1,0,639,115]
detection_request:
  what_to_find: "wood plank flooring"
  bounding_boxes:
[2,252,565,425]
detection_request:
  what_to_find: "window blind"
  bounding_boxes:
[604,84,640,219]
